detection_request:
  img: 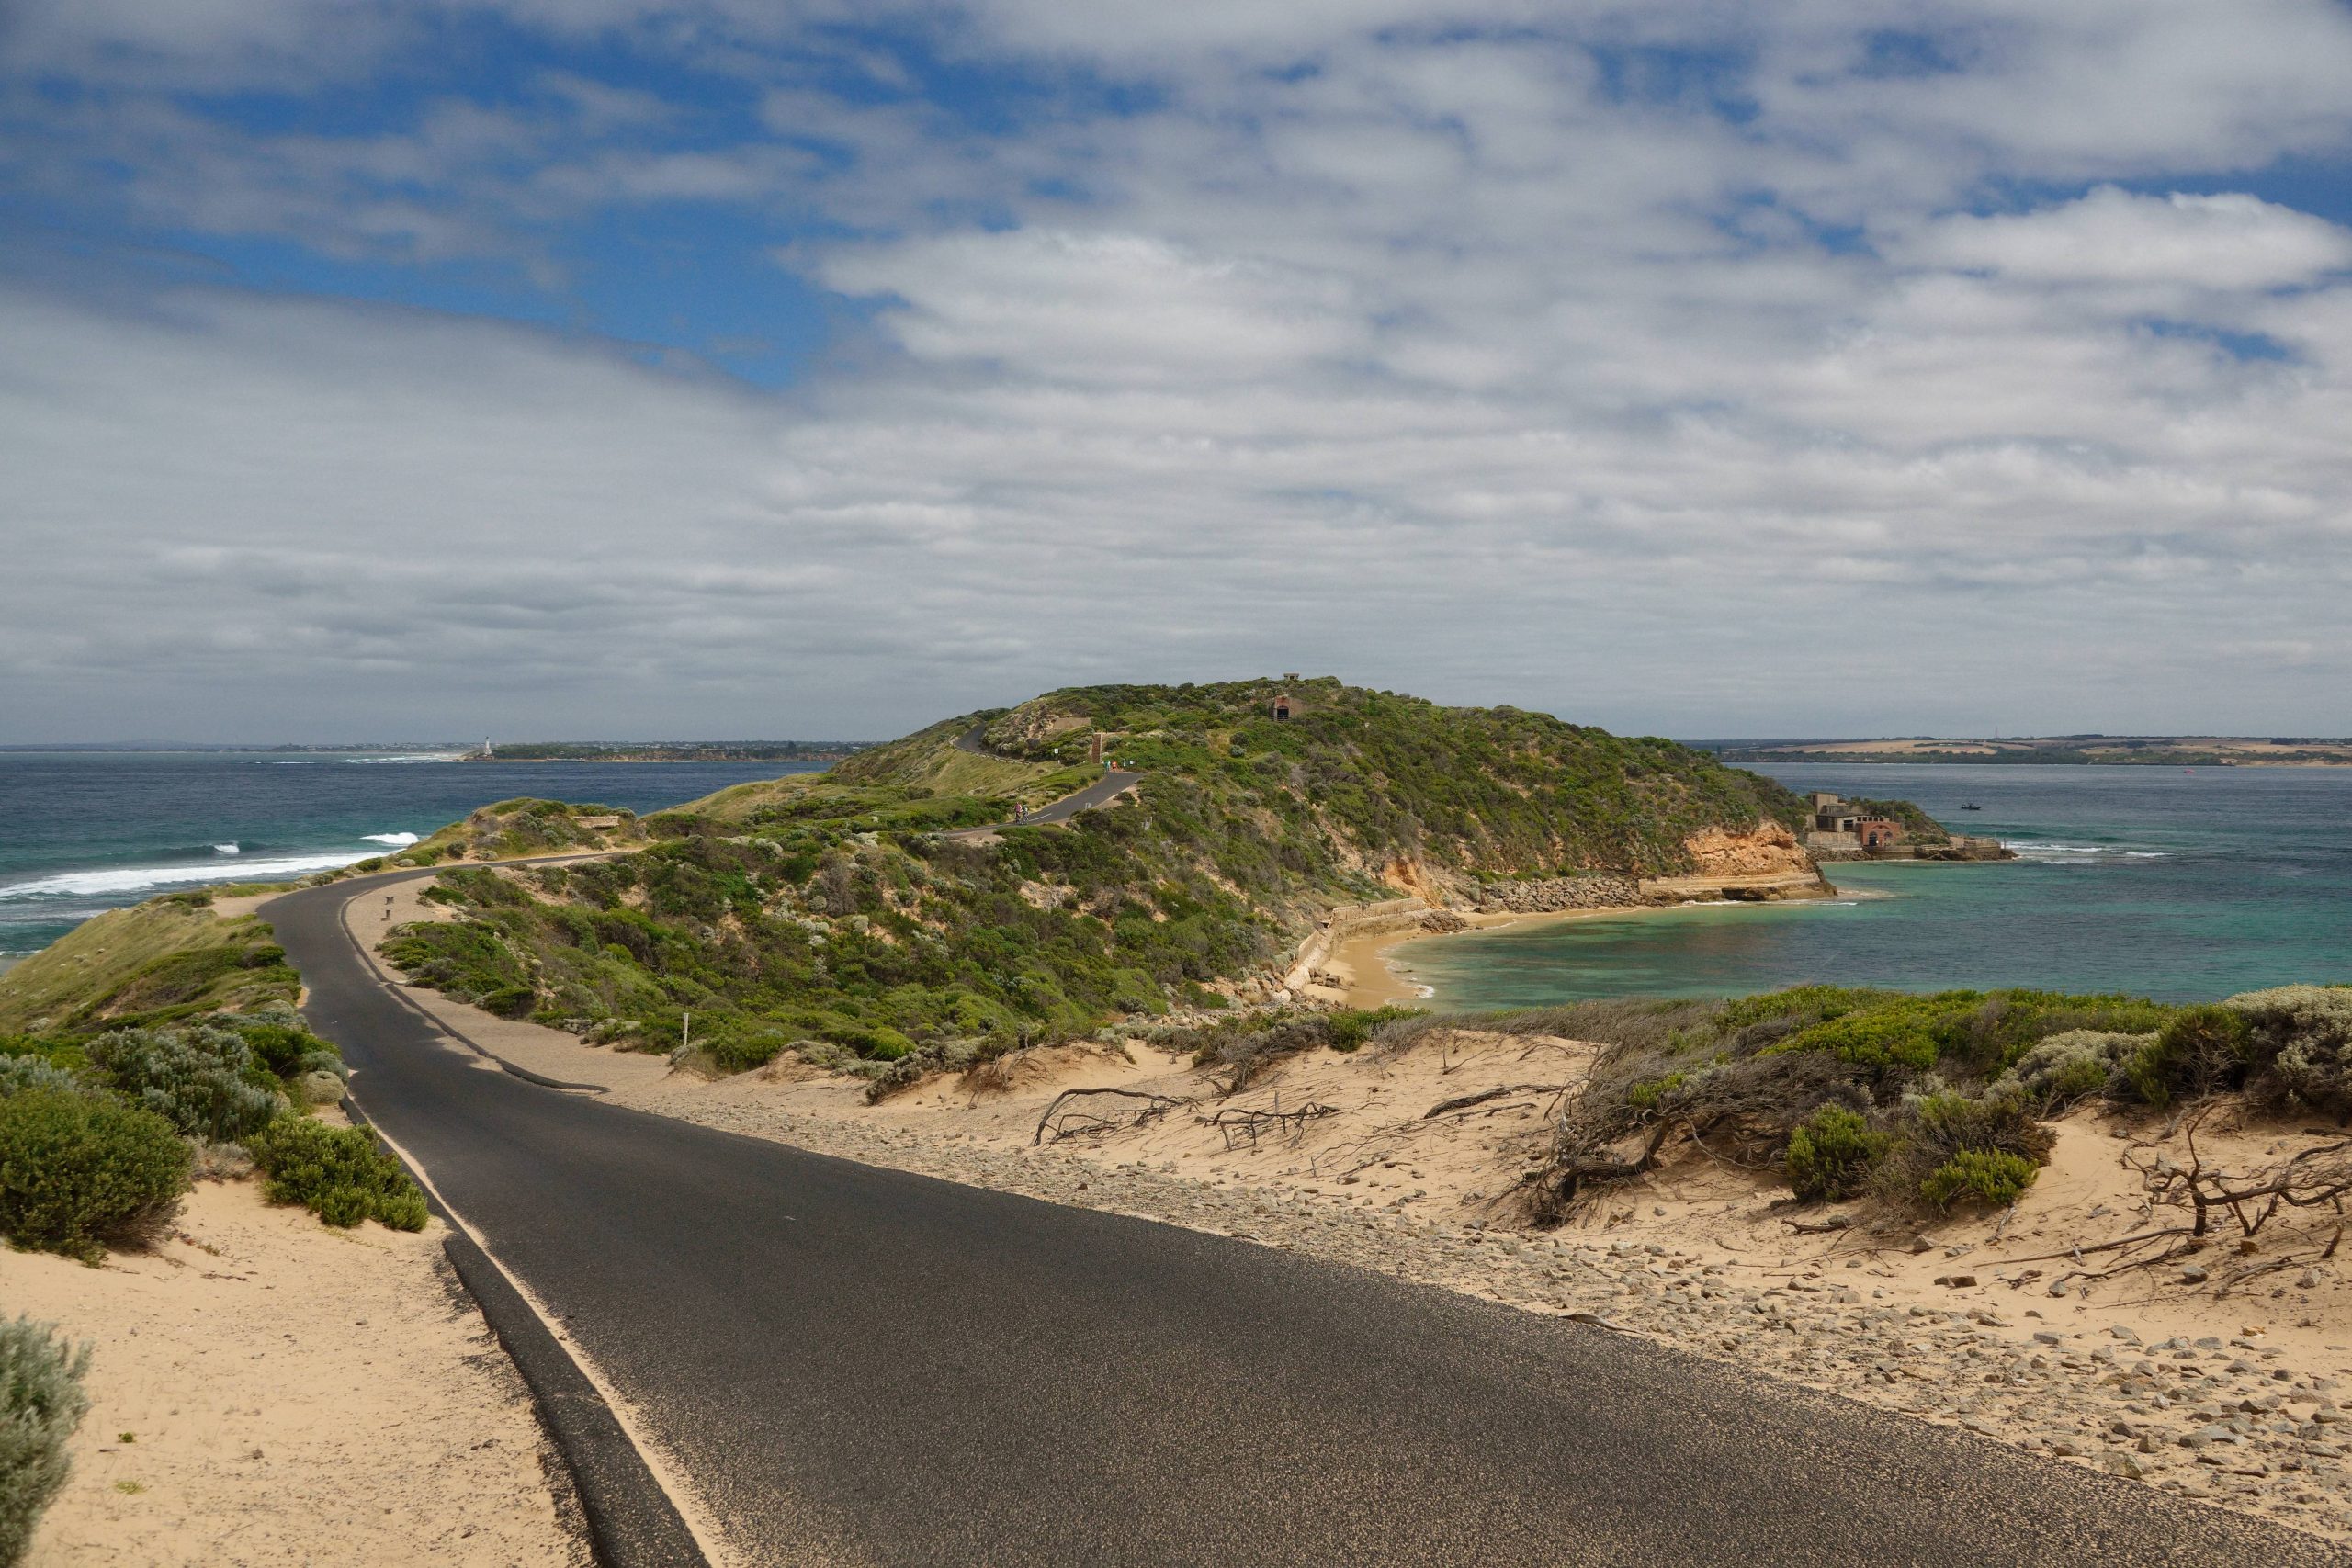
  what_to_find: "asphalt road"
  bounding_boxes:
[939,761,1143,838]
[1021,767,1143,824]
[267,873,2345,1567]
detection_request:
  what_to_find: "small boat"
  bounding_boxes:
[1959,802,1982,811]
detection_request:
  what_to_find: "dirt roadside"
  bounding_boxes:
[1,1178,586,1567]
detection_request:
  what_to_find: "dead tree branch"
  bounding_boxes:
[1032,1087,1198,1145]
[1423,1083,1567,1119]
[1198,1102,1339,1151]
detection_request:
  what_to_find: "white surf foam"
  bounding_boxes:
[213,843,241,855]
[0,848,390,900]
[364,831,422,847]
[2005,840,2168,862]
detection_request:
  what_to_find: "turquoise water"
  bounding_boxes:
[0,751,820,960]
[1393,764,2352,1007]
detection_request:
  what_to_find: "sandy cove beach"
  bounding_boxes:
[1319,904,1687,1010]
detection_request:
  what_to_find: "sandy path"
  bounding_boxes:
[2,1180,583,1568]
[343,881,672,1093]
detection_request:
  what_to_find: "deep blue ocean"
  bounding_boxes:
[1395,763,2352,1008]
[0,752,819,961]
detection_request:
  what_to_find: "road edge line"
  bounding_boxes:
[335,873,609,1092]
[345,1094,724,1568]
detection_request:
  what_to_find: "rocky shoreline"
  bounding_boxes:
[1471,874,1647,913]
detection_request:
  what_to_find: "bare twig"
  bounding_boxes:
[1198,1102,1339,1150]
[1989,1227,2194,1268]
[1424,1083,1566,1119]
[1032,1087,1198,1145]
[1781,1215,1851,1235]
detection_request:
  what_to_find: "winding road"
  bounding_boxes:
[944,724,1143,835]
[266,871,2344,1567]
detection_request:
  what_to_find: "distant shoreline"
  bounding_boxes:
[1711,736,2352,768]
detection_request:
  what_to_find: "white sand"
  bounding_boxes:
[2,1181,583,1568]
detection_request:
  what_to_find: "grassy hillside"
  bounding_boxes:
[377,678,1862,1075]
[388,796,649,865]
[949,678,1810,878]
[673,716,1085,829]
[0,895,297,1036]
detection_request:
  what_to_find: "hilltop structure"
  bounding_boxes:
[1805,792,1903,851]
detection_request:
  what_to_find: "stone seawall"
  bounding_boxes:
[1276,897,1437,996]
[1814,835,2014,863]
[1473,875,1645,913]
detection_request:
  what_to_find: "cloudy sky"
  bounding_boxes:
[6,2,2350,743]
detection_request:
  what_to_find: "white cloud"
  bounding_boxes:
[6,3,2352,739]
[1902,187,2352,291]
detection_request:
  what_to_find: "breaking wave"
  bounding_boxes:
[2004,840,2169,863]
[0,834,420,900]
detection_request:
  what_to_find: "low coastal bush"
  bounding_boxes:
[1525,984,2148,1219]
[2001,1030,2148,1111]
[85,1023,283,1145]
[0,1089,190,1260]
[1785,1105,1890,1201]
[1875,1091,2053,1213]
[0,1057,87,1100]
[0,1314,91,1567]
[246,1118,427,1231]
[1919,1149,2041,1210]
[2120,1006,2253,1108]
[1196,1012,1402,1091]
[226,1005,345,1083]
[1326,1006,1421,1053]
[2228,985,2352,1112]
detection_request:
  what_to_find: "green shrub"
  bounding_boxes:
[0,1089,191,1261]
[1875,1090,2054,1213]
[475,986,537,1020]
[861,1026,918,1061]
[1624,1071,1688,1111]
[2001,1030,2147,1110]
[85,1023,283,1144]
[2121,1006,2255,1108]
[1785,1104,1891,1201]
[0,1057,87,1100]
[0,1314,91,1565]
[245,1117,427,1231]
[1920,1149,2041,1209]
[1767,997,1963,1073]
[2226,985,2352,1111]
[222,1007,344,1083]
[1326,1006,1420,1053]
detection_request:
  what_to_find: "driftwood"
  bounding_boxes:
[1198,1102,1339,1151]
[1423,1083,1567,1119]
[1781,1215,1850,1235]
[1032,1087,1196,1145]
[2007,1111,2352,1299]
[1989,1227,2195,1268]
[1539,1121,1679,1213]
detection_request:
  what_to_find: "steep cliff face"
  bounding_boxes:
[1683,821,1815,878]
